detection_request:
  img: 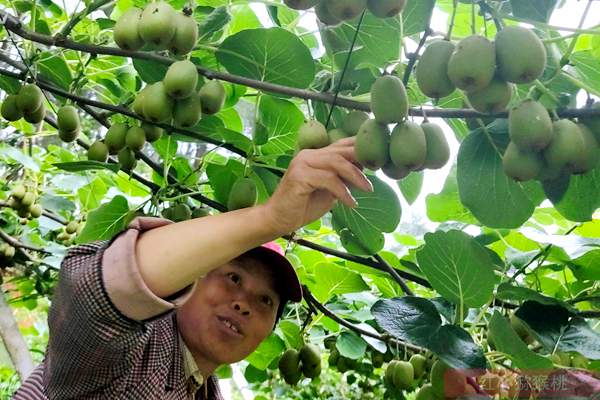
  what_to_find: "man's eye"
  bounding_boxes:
[262,296,273,307]
[228,273,240,284]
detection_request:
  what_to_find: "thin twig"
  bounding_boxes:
[59,0,114,37]
[402,28,431,86]
[373,254,414,296]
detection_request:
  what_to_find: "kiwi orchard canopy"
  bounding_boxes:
[1,0,600,399]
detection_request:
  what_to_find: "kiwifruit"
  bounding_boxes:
[447,35,496,92]
[509,100,553,151]
[16,84,43,114]
[415,384,436,400]
[87,141,109,162]
[227,177,258,211]
[466,78,513,114]
[141,122,163,142]
[570,123,599,174]
[327,0,367,21]
[355,119,390,170]
[11,185,26,200]
[118,147,137,172]
[163,60,198,99]
[105,122,129,154]
[143,82,174,123]
[283,0,319,10]
[502,142,543,182]
[125,126,146,151]
[173,93,203,128]
[421,122,450,169]
[21,192,35,208]
[198,80,226,115]
[29,204,42,218]
[390,121,427,170]
[113,8,144,51]
[416,40,456,99]
[1,94,23,121]
[367,0,406,18]
[315,1,342,26]
[341,110,369,136]
[23,103,45,124]
[382,161,410,180]
[138,1,177,50]
[57,105,80,132]
[409,354,427,379]
[279,349,302,385]
[132,85,150,117]
[495,26,547,84]
[65,221,79,234]
[58,127,80,143]
[299,343,322,378]
[297,120,330,150]
[544,119,585,171]
[328,128,349,143]
[370,75,408,124]
[169,13,198,56]
[393,361,414,390]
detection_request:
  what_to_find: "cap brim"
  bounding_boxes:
[243,246,302,303]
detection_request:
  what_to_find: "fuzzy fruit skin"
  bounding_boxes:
[125,126,146,151]
[169,13,198,56]
[66,221,79,234]
[164,60,198,99]
[447,35,496,92]
[367,0,406,18]
[385,361,400,386]
[132,85,150,117]
[11,185,26,200]
[371,75,408,124]
[299,343,321,378]
[198,80,226,115]
[416,40,456,99]
[24,103,46,124]
[502,142,543,182]
[57,105,80,132]
[509,100,553,151]
[544,119,585,171]
[114,8,144,50]
[227,177,258,211]
[409,354,427,379]
[87,141,109,162]
[430,361,449,399]
[191,207,210,218]
[390,121,427,170]
[327,0,367,21]
[382,161,409,180]
[162,204,191,222]
[342,111,369,136]
[415,383,437,400]
[118,147,137,172]
[467,78,513,114]
[279,349,302,385]
[1,94,23,121]
[17,84,43,114]
[571,123,599,174]
[58,127,79,143]
[315,1,342,26]
[421,122,450,169]
[143,82,174,123]
[327,128,349,143]
[393,361,414,390]
[138,1,177,50]
[297,120,329,150]
[141,123,163,142]
[495,26,547,84]
[173,94,203,128]
[355,119,390,170]
[21,192,35,208]
[283,0,319,10]
[29,204,42,218]
[105,123,129,154]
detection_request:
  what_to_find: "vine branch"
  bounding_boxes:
[0,229,51,255]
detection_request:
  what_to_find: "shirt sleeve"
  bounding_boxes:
[43,217,196,399]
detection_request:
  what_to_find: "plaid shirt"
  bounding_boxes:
[11,218,224,399]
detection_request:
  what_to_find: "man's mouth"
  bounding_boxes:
[217,316,243,336]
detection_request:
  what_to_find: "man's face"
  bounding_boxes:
[177,256,281,366]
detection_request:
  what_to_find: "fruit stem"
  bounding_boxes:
[533,80,560,105]
[445,0,459,41]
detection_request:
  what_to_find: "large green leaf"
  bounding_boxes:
[132,59,168,84]
[488,311,553,370]
[206,159,245,205]
[336,331,367,360]
[398,171,423,205]
[277,320,303,350]
[246,333,285,370]
[402,0,435,36]
[311,262,369,303]
[258,95,304,154]
[196,6,231,42]
[509,0,558,23]
[457,123,544,228]
[426,167,477,224]
[571,51,600,97]
[216,28,315,89]
[416,230,495,308]
[76,195,134,243]
[568,249,600,280]
[372,297,487,370]
[54,161,121,173]
[332,174,401,255]
[77,177,108,210]
[496,283,578,313]
[38,51,72,89]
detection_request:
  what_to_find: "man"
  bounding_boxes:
[12,137,373,399]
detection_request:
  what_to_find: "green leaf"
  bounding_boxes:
[0,145,40,171]
[496,283,579,313]
[516,301,600,360]
[0,75,22,94]
[336,331,367,360]
[416,230,496,308]
[77,177,108,210]
[244,364,268,382]
[398,171,423,205]
[53,161,121,173]
[215,364,232,379]
[76,195,133,243]
[426,167,477,224]
[311,262,369,303]
[217,27,315,89]
[488,311,553,370]
[372,297,486,369]
[206,159,245,204]
[132,59,168,84]
[258,95,304,154]
[402,0,435,36]
[509,0,558,23]
[197,6,231,41]
[568,249,600,280]
[457,123,544,228]
[332,174,401,255]
[37,51,72,89]
[545,162,600,222]
[277,320,303,350]
[246,332,285,370]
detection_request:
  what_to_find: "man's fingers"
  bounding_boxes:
[329,136,356,147]
[305,168,358,208]
[308,154,372,193]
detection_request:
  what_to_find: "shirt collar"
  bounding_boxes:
[178,332,204,387]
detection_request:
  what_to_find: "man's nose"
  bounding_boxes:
[232,300,250,316]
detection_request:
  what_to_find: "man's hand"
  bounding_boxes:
[262,137,373,235]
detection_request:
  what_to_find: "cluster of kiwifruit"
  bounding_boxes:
[0,242,16,262]
[1,84,46,124]
[56,221,80,244]
[161,204,210,222]
[284,0,406,25]
[114,1,198,55]
[6,184,43,220]
[278,343,322,385]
